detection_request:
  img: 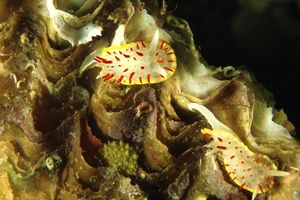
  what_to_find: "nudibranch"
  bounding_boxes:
[201,128,289,200]
[94,31,176,85]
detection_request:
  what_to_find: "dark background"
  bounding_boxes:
[168,0,300,130]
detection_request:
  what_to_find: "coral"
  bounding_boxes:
[103,141,139,176]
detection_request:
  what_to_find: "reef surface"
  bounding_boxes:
[0,1,299,199]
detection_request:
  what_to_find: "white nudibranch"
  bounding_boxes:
[93,30,177,85]
[188,103,289,200]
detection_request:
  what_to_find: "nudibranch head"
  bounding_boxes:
[201,128,289,199]
[94,31,176,85]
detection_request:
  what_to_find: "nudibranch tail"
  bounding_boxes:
[147,29,159,55]
[200,128,289,198]
[188,103,233,132]
[94,30,176,85]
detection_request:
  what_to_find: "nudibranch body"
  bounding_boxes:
[202,128,289,200]
[94,31,176,85]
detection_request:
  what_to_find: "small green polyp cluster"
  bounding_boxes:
[103,141,139,176]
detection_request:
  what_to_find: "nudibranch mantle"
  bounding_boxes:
[202,128,289,199]
[94,31,176,85]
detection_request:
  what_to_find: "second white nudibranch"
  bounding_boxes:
[94,30,176,85]
[202,128,289,200]
[188,102,289,200]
